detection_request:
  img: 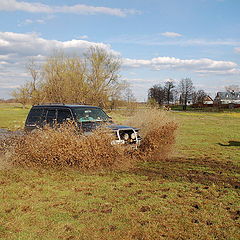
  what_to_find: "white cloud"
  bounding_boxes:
[18,15,55,26]
[183,39,240,46]
[0,32,239,76]
[78,35,89,40]
[0,31,121,98]
[125,78,154,84]
[0,32,118,58]
[23,19,33,24]
[0,31,239,100]
[195,68,240,75]
[235,47,240,53]
[161,32,182,38]
[123,57,239,75]
[0,0,139,17]
[109,34,240,46]
[0,81,21,89]
[164,78,175,82]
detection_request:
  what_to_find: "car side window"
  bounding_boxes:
[26,109,43,124]
[46,109,57,125]
[41,109,47,122]
[57,109,72,124]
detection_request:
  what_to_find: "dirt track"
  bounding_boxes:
[0,129,25,169]
[133,157,240,188]
[0,129,24,153]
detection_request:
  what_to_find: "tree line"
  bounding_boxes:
[148,78,208,110]
[12,47,135,108]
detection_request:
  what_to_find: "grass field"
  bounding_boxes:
[0,104,239,239]
[0,103,30,130]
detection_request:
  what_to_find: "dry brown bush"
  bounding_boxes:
[12,125,128,170]
[0,135,19,169]
[9,109,177,170]
[125,108,178,161]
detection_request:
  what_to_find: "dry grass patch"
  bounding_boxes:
[125,109,178,160]
[12,125,128,170]
[6,109,178,170]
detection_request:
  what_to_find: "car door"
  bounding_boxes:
[57,108,73,124]
[46,109,57,127]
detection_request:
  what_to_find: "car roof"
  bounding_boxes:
[32,104,100,109]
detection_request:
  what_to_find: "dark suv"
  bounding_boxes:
[25,104,141,146]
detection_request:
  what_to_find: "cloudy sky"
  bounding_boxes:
[0,0,240,101]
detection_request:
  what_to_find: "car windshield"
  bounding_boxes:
[73,107,110,122]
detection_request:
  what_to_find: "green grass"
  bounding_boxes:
[0,105,240,239]
[173,111,240,164]
[0,103,30,130]
[171,105,240,112]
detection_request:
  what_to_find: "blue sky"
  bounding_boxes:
[0,0,240,101]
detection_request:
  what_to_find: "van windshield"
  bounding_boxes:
[73,108,109,122]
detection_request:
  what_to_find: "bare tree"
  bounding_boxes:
[42,47,124,107]
[178,78,195,110]
[164,80,175,104]
[148,84,165,105]
[84,47,121,107]
[11,83,31,108]
[26,58,43,104]
[192,89,208,105]
[26,58,41,91]
[43,52,87,104]
[225,85,240,92]
[13,47,126,108]
[124,87,135,104]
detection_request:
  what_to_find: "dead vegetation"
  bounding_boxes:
[126,109,178,161]
[11,126,128,170]
[3,109,177,170]
[1,110,239,240]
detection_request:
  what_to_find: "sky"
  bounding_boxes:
[0,0,240,101]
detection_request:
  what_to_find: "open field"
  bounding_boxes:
[0,103,30,130]
[0,104,239,239]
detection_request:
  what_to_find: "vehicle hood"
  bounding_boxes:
[80,121,138,132]
[107,124,139,131]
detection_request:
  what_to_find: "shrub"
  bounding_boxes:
[125,109,178,160]
[9,109,178,170]
[12,125,128,170]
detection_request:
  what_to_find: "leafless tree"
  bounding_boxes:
[43,51,87,104]
[13,47,127,108]
[26,58,43,104]
[192,89,208,105]
[11,83,31,108]
[164,80,175,104]
[26,58,41,91]
[178,78,195,110]
[148,84,165,105]
[225,85,240,92]
[84,47,121,107]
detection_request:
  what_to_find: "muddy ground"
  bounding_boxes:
[1,129,239,190]
[133,157,240,189]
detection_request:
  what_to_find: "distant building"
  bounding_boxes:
[179,95,193,106]
[203,95,214,105]
[214,91,240,104]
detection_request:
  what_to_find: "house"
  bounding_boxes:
[179,95,193,106]
[214,91,240,105]
[203,95,214,105]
